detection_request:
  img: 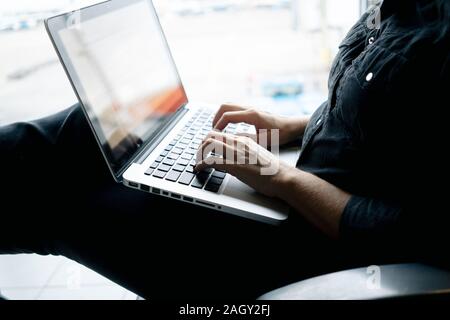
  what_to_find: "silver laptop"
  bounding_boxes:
[46,0,298,224]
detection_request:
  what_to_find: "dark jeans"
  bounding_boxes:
[0,105,367,299]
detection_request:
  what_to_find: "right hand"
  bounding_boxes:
[212,104,309,147]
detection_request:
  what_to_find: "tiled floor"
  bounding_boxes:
[0,254,137,300]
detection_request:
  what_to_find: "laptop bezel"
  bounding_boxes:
[45,0,189,182]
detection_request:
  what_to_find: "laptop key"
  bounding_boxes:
[152,170,166,179]
[185,148,197,155]
[160,150,168,157]
[197,172,210,181]
[144,168,154,176]
[178,172,195,185]
[181,153,193,160]
[165,170,181,182]
[201,167,213,174]
[167,153,179,160]
[158,164,171,172]
[186,165,195,173]
[173,164,186,172]
[208,177,224,186]
[191,177,206,188]
[205,182,221,193]
[172,147,183,155]
[191,172,209,186]
[164,145,173,151]
[212,170,226,179]
[163,158,175,166]
[150,161,159,169]
[181,138,191,145]
[155,156,164,163]
[177,159,189,166]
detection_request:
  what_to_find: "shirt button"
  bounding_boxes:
[366,72,374,82]
[368,37,375,45]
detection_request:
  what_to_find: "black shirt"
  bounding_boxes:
[296,0,450,251]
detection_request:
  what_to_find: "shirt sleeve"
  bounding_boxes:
[339,195,403,242]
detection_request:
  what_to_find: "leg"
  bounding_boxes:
[1,104,112,238]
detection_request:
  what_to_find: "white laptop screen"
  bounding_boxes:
[52,0,187,178]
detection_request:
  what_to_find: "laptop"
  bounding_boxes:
[46,0,298,224]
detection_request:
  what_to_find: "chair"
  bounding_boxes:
[259,263,450,300]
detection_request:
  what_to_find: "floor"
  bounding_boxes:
[0,254,138,300]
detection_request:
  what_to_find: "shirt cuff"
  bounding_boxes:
[340,195,402,241]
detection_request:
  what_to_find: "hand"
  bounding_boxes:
[212,104,309,147]
[195,131,292,198]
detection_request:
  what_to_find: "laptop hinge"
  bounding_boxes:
[117,105,189,181]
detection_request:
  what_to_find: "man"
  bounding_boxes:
[1,0,449,299]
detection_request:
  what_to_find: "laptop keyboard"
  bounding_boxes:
[143,109,251,193]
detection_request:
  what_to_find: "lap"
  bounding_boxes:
[0,104,349,299]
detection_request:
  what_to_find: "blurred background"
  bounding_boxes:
[0,0,363,300]
[0,0,361,125]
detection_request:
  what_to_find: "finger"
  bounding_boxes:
[212,104,247,128]
[195,137,236,164]
[194,157,230,173]
[214,109,258,131]
[206,132,254,158]
[235,132,257,142]
[203,132,252,160]
[203,131,238,146]
[202,132,254,165]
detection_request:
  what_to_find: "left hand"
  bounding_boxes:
[195,131,292,198]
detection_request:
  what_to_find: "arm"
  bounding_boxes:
[199,104,402,240]
[274,167,351,239]
[196,131,350,239]
[271,168,405,240]
[196,131,403,241]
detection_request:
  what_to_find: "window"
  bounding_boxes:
[0,0,362,125]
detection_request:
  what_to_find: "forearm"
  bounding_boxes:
[292,116,310,137]
[274,167,351,239]
[275,115,310,145]
[285,116,310,137]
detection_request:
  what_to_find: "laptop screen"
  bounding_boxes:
[49,0,188,179]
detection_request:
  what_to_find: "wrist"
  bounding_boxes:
[279,116,310,144]
[271,165,298,200]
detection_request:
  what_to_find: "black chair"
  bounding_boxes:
[259,263,450,300]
